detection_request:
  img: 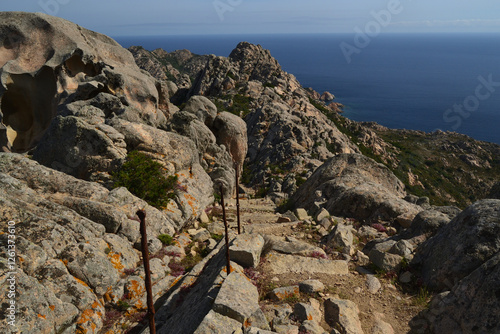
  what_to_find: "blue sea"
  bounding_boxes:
[115,33,500,144]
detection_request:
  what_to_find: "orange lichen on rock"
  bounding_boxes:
[108,252,124,270]
[127,279,145,299]
[49,305,55,311]
[38,314,46,319]
[74,277,90,287]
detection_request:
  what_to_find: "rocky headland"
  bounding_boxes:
[1,12,499,334]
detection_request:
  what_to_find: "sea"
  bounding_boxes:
[114,33,500,144]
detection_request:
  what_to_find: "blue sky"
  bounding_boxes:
[2,0,500,36]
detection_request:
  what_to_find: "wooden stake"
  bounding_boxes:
[220,185,231,274]
[137,210,156,334]
[235,165,241,235]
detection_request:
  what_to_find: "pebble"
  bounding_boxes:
[354,287,362,293]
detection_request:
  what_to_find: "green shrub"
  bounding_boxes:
[112,151,178,210]
[158,234,174,246]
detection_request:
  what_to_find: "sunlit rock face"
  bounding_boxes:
[0,11,167,152]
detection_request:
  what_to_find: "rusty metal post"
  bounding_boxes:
[235,164,241,235]
[220,185,231,274]
[137,210,156,334]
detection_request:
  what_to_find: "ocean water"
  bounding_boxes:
[115,33,500,144]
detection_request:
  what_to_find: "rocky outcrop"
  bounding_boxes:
[291,153,422,223]
[0,153,177,333]
[408,200,500,333]
[0,12,168,153]
[410,252,500,334]
[413,199,500,291]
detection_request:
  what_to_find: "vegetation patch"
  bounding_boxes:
[112,151,178,210]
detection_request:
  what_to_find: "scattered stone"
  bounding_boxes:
[368,249,403,272]
[327,223,355,255]
[299,280,325,294]
[276,216,292,223]
[295,208,309,220]
[229,234,265,268]
[194,310,243,334]
[269,286,300,302]
[356,250,370,266]
[266,235,326,257]
[389,240,414,257]
[293,302,317,322]
[366,275,382,294]
[199,210,211,224]
[399,271,413,284]
[246,327,276,334]
[354,287,362,294]
[273,324,299,334]
[371,313,394,334]
[315,208,330,222]
[267,253,348,276]
[324,298,364,334]
[194,229,211,242]
[207,238,218,251]
[299,320,325,334]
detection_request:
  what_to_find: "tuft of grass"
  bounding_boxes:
[112,151,178,210]
[158,234,175,246]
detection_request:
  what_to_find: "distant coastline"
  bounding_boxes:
[114,33,500,144]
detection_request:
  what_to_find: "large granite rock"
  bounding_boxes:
[0,12,167,153]
[413,199,500,291]
[0,153,177,333]
[291,153,421,222]
[410,252,500,334]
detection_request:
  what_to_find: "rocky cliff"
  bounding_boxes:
[1,11,499,334]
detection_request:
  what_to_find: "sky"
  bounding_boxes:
[2,0,500,36]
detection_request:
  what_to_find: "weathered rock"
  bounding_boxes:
[293,303,318,322]
[389,240,414,257]
[269,286,300,302]
[292,154,421,222]
[194,310,243,334]
[316,208,330,222]
[295,208,309,220]
[366,275,382,294]
[266,253,348,276]
[183,95,218,127]
[369,249,403,272]
[320,91,335,101]
[413,199,500,290]
[229,234,265,268]
[246,327,276,334]
[371,313,394,334]
[273,324,299,334]
[410,252,500,333]
[265,235,326,257]
[327,223,355,255]
[324,298,364,334]
[299,280,325,294]
[299,320,325,334]
[404,209,453,237]
[0,12,165,153]
[213,271,260,323]
[212,111,248,171]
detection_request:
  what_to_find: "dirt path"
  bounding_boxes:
[222,197,425,333]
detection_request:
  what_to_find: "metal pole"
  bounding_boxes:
[137,210,156,334]
[235,165,241,235]
[220,185,231,274]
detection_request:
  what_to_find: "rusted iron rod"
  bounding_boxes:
[220,185,231,274]
[235,165,241,235]
[137,210,156,334]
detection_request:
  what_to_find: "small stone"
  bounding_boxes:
[194,229,211,242]
[299,279,325,293]
[399,271,413,284]
[269,286,300,302]
[366,275,382,294]
[199,210,210,224]
[295,208,310,220]
[293,303,316,322]
[354,287,362,293]
[276,216,292,223]
[316,208,330,222]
